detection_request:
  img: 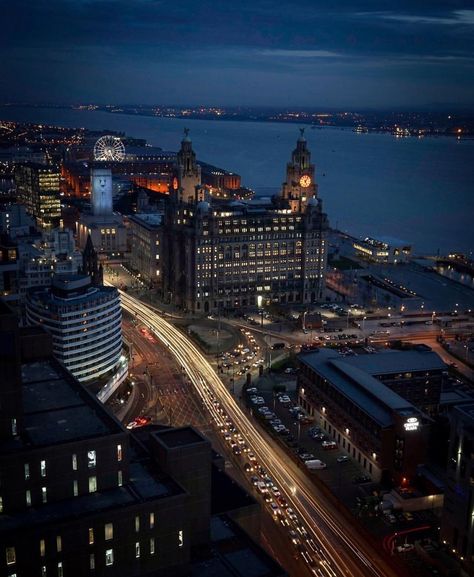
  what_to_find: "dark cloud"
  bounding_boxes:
[0,0,473,107]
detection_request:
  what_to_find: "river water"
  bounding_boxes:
[1,105,473,255]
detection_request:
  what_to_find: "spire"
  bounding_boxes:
[82,234,102,286]
[183,127,191,142]
[298,127,306,142]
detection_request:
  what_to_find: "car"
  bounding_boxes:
[270,502,280,515]
[403,511,414,521]
[353,475,371,484]
[250,476,259,486]
[287,508,298,522]
[321,441,337,450]
[246,387,258,394]
[397,543,415,553]
[289,530,300,545]
[248,452,257,462]
[284,367,295,374]
[299,453,316,461]
[257,406,270,414]
[337,455,350,463]
[232,446,242,455]
[243,462,254,473]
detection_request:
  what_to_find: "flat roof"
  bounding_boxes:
[155,426,208,448]
[299,349,418,427]
[20,360,122,447]
[342,350,447,375]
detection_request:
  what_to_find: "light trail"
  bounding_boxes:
[116,287,399,577]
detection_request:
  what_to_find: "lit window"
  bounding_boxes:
[89,554,95,570]
[26,490,31,506]
[72,454,77,471]
[135,542,140,558]
[135,515,140,532]
[40,539,46,557]
[42,487,47,503]
[178,530,184,548]
[6,547,16,565]
[41,566,47,577]
[0,496,3,513]
[57,561,63,577]
[11,419,17,436]
[88,476,97,494]
[116,444,122,462]
[149,512,155,529]
[87,450,96,468]
[105,523,113,541]
[150,537,155,555]
[88,528,94,545]
[117,471,122,487]
[105,549,114,566]
[73,480,78,496]
[56,536,62,553]
[40,460,46,477]
[24,463,30,480]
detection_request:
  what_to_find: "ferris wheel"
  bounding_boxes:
[93,135,125,161]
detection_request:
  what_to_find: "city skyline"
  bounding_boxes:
[1,1,474,109]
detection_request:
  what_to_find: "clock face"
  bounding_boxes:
[299,175,311,188]
[172,177,179,190]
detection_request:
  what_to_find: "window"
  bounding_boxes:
[105,523,113,541]
[88,528,94,545]
[40,539,46,557]
[178,530,184,548]
[40,460,46,477]
[57,561,63,577]
[150,538,155,555]
[89,554,95,570]
[56,536,62,553]
[105,549,114,566]
[42,487,47,503]
[72,454,77,471]
[116,444,122,462]
[24,463,30,480]
[11,418,17,436]
[149,512,155,529]
[6,547,16,565]
[87,450,96,469]
[26,490,31,506]
[135,542,140,558]
[73,480,78,496]
[0,496,3,512]
[135,515,140,532]
[88,476,97,494]
[41,566,47,577]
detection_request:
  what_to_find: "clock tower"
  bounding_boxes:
[280,128,318,212]
[171,128,201,204]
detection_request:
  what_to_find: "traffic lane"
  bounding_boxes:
[116,290,401,577]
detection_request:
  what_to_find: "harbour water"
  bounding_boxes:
[1,105,473,255]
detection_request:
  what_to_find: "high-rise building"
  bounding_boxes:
[128,213,163,288]
[14,163,61,229]
[0,302,286,577]
[77,166,127,257]
[440,403,474,571]
[163,130,328,313]
[25,274,126,387]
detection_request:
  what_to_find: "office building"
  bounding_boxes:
[440,403,474,572]
[0,236,19,301]
[296,348,447,484]
[128,213,163,288]
[0,302,285,577]
[14,163,61,229]
[163,129,328,313]
[25,274,126,389]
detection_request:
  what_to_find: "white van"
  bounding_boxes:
[305,460,327,470]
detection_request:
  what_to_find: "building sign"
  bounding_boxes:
[404,417,420,431]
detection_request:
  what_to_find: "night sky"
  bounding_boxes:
[1,0,473,109]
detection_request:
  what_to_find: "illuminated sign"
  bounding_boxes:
[404,417,420,431]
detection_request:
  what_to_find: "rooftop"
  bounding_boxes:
[342,350,447,375]
[299,349,419,427]
[154,426,208,449]
[20,359,122,448]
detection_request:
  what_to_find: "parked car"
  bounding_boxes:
[321,441,337,450]
[336,455,350,463]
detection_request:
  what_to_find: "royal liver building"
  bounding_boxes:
[163,129,328,313]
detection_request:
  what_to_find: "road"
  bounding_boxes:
[113,285,401,577]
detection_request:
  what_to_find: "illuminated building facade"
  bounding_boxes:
[14,163,61,229]
[128,213,163,287]
[353,236,412,264]
[296,348,445,484]
[26,274,125,385]
[163,130,328,312]
[440,403,474,571]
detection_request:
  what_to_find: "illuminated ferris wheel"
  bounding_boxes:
[93,135,125,161]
